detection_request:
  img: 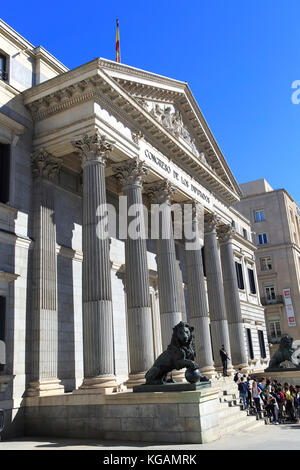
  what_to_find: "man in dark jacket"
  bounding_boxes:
[220,344,230,377]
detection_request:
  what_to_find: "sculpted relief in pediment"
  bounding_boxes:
[135,98,213,170]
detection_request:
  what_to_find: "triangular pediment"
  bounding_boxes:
[99,60,242,200]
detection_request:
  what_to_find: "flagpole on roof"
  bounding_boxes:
[116,18,120,63]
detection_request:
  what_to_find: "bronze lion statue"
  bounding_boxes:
[145,321,206,385]
[267,334,294,369]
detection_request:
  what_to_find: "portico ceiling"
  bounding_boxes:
[23,58,242,206]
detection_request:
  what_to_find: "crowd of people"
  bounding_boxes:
[234,370,300,425]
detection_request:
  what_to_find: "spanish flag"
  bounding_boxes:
[116,19,120,63]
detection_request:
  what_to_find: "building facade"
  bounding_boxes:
[0,20,268,436]
[235,178,300,347]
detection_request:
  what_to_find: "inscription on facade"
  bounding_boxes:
[143,146,211,207]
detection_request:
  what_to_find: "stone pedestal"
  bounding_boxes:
[72,133,117,393]
[27,150,64,397]
[112,158,154,387]
[25,387,221,444]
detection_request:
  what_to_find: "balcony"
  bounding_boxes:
[261,295,283,306]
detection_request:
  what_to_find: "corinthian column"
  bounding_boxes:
[72,132,116,393]
[27,149,64,396]
[184,202,215,378]
[145,180,182,350]
[217,224,248,370]
[204,213,234,375]
[112,158,154,387]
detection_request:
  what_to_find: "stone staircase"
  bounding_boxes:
[213,378,266,436]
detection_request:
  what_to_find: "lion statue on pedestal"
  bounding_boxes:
[267,334,295,369]
[145,321,208,385]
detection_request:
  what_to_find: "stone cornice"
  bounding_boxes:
[232,231,257,252]
[0,111,26,135]
[0,271,19,283]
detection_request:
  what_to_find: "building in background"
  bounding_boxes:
[235,178,300,351]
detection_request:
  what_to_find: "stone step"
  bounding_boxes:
[218,405,244,421]
[220,411,265,435]
[221,415,265,438]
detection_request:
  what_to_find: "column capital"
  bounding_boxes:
[111,157,149,188]
[204,212,221,233]
[31,148,61,180]
[71,132,115,167]
[144,179,176,204]
[217,224,236,244]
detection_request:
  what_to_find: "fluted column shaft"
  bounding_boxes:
[113,159,154,386]
[28,150,64,396]
[72,133,116,391]
[218,224,248,369]
[185,203,215,376]
[146,180,182,350]
[204,214,233,371]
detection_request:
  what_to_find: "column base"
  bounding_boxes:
[200,365,217,379]
[172,370,186,382]
[73,376,118,395]
[27,379,65,397]
[215,364,235,377]
[126,373,146,388]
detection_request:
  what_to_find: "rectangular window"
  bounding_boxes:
[0,144,10,204]
[0,296,6,372]
[258,330,266,358]
[242,228,248,239]
[269,320,281,339]
[255,210,265,222]
[248,268,256,294]
[264,285,276,303]
[235,262,245,290]
[260,256,272,271]
[0,54,7,81]
[246,328,254,359]
[258,233,268,245]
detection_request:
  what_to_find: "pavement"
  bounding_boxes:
[1,423,300,450]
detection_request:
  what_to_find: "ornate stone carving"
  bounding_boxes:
[217,224,236,243]
[204,213,221,233]
[112,158,149,188]
[131,130,143,145]
[71,132,115,167]
[31,149,61,180]
[144,179,176,204]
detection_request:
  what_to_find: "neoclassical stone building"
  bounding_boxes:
[0,20,269,436]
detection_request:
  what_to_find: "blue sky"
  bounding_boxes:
[2,1,300,203]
